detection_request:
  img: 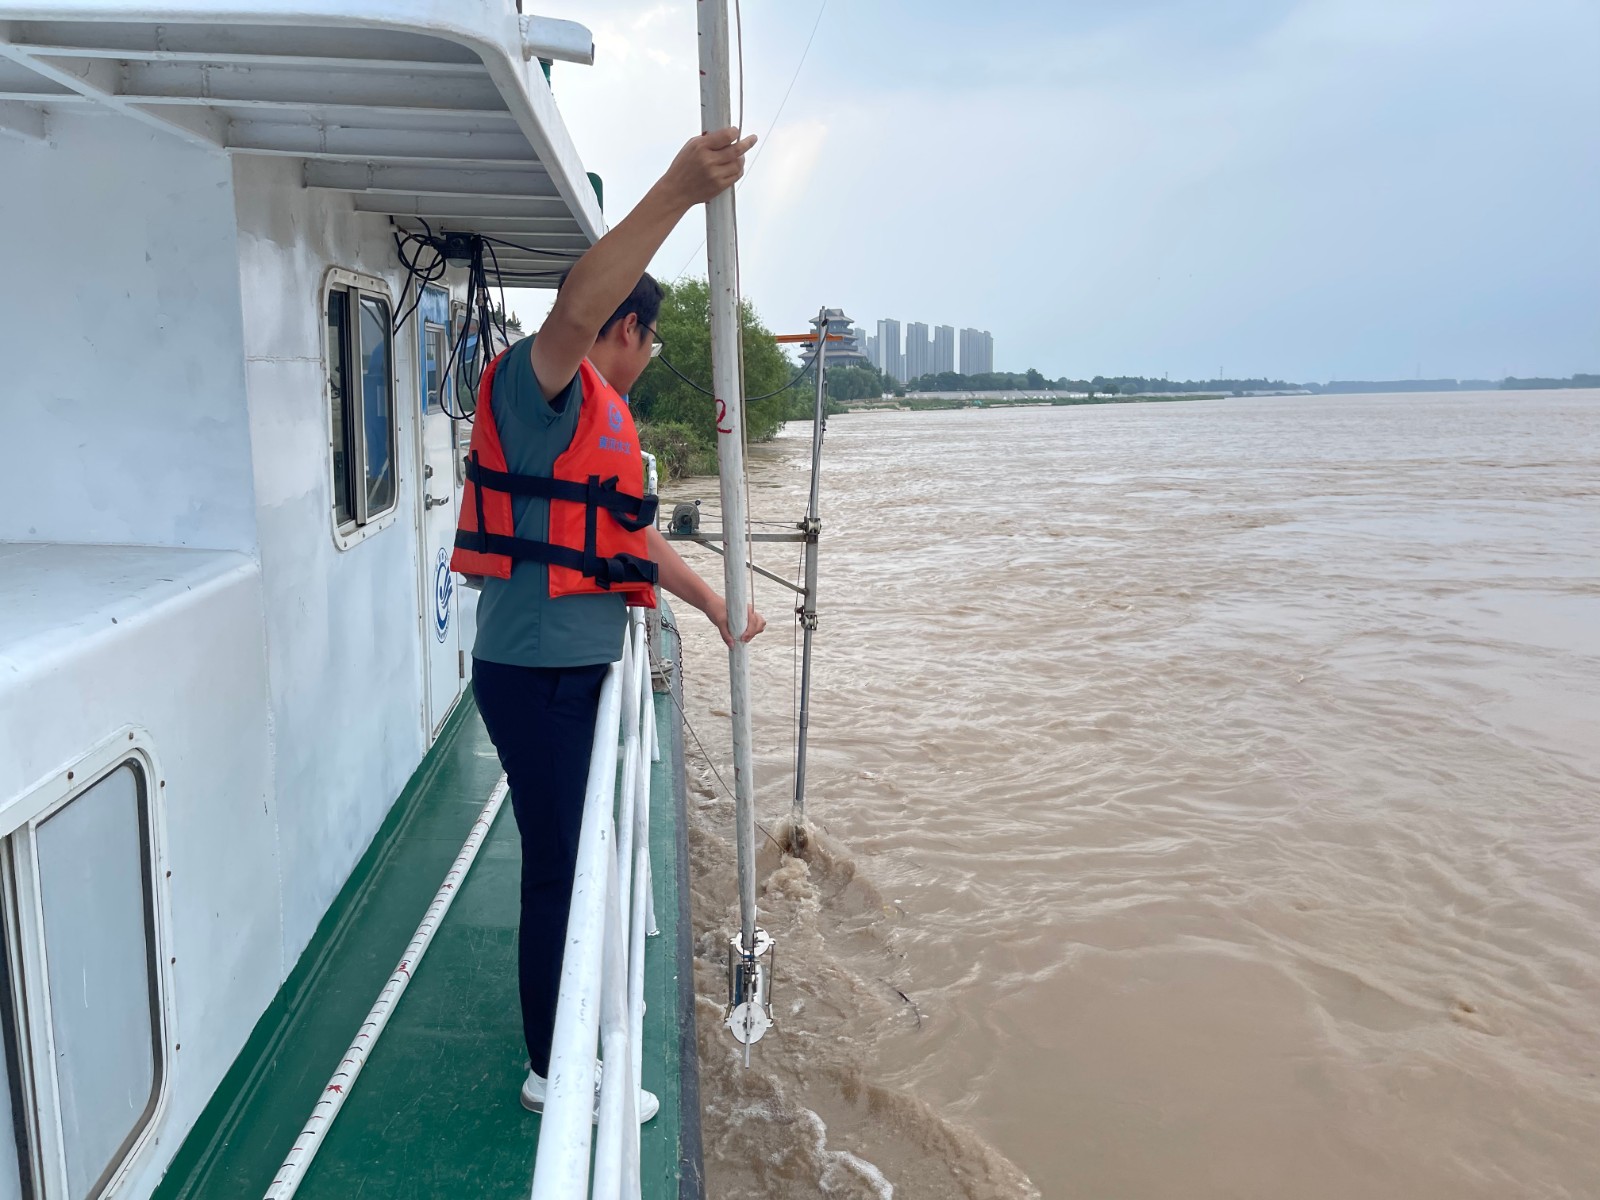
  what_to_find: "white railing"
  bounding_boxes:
[530,458,662,1200]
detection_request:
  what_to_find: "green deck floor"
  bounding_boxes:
[154,662,698,1199]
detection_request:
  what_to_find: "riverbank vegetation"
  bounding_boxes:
[906,370,1290,396]
[890,392,1219,411]
[1500,373,1599,389]
[902,371,1600,396]
[631,279,807,480]
[629,281,1596,483]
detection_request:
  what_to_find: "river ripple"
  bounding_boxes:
[675,389,1600,1199]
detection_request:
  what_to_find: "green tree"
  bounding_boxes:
[819,364,890,404]
[630,278,799,439]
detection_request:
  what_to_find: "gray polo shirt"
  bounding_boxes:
[471,336,628,668]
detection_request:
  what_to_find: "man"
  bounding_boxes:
[455,126,766,1121]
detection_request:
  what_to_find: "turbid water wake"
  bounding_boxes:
[671,389,1600,1199]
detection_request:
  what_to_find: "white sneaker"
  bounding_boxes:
[520,1065,660,1123]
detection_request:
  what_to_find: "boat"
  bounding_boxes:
[0,4,714,1196]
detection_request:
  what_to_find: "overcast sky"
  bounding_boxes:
[508,0,1600,382]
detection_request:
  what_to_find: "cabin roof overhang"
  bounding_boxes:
[0,3,603,281]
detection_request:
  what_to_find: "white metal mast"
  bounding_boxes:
[697,0,772,1058]
[791,309,827,837]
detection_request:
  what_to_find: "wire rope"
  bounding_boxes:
[670,0,829,282]
[649,637,785,855]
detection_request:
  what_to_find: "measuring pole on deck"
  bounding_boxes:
[698,0,771,1059]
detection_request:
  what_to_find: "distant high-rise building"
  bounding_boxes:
[905,322,932,383]
[933,325,955,374]
[851,325,866,352]
[959,327,994,375]
[865,334,879,369]
[878,318,903,383]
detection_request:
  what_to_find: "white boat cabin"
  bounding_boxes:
[0,6,600,1196]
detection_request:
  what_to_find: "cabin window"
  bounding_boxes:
[326,283,397,535]
[36,765,161,1199]
[1,756,165,1200]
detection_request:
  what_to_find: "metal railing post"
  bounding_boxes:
[529,660,622,1199]
[531,606,656,1200]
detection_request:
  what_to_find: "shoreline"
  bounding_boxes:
[830,383,1600,417]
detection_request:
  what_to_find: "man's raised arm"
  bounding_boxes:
[528,127,756,400]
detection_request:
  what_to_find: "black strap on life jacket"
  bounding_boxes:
[456,453,660,590]
[465,456,658,531]
[454,531,658,590]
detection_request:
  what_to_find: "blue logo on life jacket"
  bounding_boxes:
[434,547,453,641]
[608,402,624,432]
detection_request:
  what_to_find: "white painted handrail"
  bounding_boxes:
[530,604,660,1199]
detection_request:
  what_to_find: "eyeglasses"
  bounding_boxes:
[641,324,664,359]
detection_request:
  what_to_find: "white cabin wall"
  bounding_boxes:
[231,154,432,964]
[0,109,256,551]
[0,545,279,1200]
[2,110,471,1189]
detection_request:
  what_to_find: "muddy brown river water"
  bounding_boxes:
[667,389,1600,1199]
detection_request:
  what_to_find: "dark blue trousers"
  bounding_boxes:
[472,658,609,1077]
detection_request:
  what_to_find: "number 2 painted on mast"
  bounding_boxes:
[715,397,733,435]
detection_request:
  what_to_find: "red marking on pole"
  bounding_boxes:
[326,1083,344,1094]
[715,398,733,434]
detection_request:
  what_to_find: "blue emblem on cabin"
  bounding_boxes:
[434,547,453,641]
[608,403,624,432]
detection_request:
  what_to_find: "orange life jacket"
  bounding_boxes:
[451,352,658,608]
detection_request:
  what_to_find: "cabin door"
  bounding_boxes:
[417,285,461,736]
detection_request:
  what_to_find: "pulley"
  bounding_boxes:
[670,500,701,536]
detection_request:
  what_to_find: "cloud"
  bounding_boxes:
[737,117,830,305]
[510,0,1600,379]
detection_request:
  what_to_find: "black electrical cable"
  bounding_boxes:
[479,234,586,260]
[393,221,479,420]
[746,365,810,402]
[653,352,811,403]
[392,223,448,335]
[394,227,813,423]
[437,237,494,422]
[652,354,718,396]
[486,243,514,346]
[391,227,582,423]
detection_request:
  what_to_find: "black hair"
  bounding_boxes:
[571,272,665,341]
